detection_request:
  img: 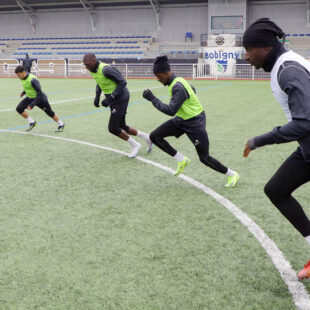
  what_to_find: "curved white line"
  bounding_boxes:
[2,129,310,310]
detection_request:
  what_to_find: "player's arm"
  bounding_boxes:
[28,79,43,109]
[102,66,127,99]
[244,63,310,157]
[20,90,26,97]
[94,84,102,107]
[143,82,187,116]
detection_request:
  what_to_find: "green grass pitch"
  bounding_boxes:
[0,77,309,309]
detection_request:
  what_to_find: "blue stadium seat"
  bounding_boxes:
[185,32,193,42]
[9,35,151,60]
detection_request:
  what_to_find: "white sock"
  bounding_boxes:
[127,137,138,147]
[27,116,34,124]
[137,130,149,141]
[57,120,64,126]
[226,168,236,177]
[305,236,310,246]
[173,152,184,162]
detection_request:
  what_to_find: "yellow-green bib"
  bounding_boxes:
[90,62,117,94]
[168,77,204,120]
[21,73,38,98]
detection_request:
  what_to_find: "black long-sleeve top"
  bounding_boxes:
[251,52,310,160]
[150,74,195,116]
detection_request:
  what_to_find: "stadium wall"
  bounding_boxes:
[208,0,247,35]
[0,5,208,42]
[248,2,309,34]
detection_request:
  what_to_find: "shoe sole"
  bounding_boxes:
[55,125,65,133]
[26,124,36,131]
[298,271,310,280]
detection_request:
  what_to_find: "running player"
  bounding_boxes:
[242,18,310,279]
[83,53,152,158]
[143,56,239,187]
[15,65,65,132]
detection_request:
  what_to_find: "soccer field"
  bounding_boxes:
[1,77,310,309]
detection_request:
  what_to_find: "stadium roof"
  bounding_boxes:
[0,0,208,13]
[1,0,302,14]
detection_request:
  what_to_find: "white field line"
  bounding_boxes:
[1,129,310,310]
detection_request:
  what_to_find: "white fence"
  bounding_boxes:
[194,63,270,80]
[0,59,271,80]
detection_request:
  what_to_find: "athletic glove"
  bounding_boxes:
[94,96,100,108]
[143,89,155,102]
[102,94,115,107]
[101,99,109,107]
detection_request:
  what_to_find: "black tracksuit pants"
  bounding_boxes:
[264,147,310,237]
[16,94,55,118]
[150,112,228,174]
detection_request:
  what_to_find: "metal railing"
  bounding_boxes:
[0,59,271,80]
[193,63,270,80]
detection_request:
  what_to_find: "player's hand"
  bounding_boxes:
[143,89,155,102]
[94,97,100,108]
[243,142,251,158]
[101,99,109,107]
[20,92,24,98]
[27,105,32,110]
[243,138,255,158]
[105,94,115,105]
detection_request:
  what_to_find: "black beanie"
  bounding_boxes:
[153,55,171,74]
[243,18,285,48]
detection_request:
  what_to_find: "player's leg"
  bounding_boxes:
[37,95,65,132]
[16,97,36,131]
[186,129,239,187]
[107,91,143,158]
[108,112,141,158]
[182,112,239,187]
[112,90,152,153]
[263,148,310,278]
[120,113,152,153]
[150,119,190,175]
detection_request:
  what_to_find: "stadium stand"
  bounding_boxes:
[0,35,154,60]
[0,35,201,61]
[285,34,310,59]
[145,42,200,59]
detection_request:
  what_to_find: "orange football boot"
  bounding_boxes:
[298,260,310,279]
